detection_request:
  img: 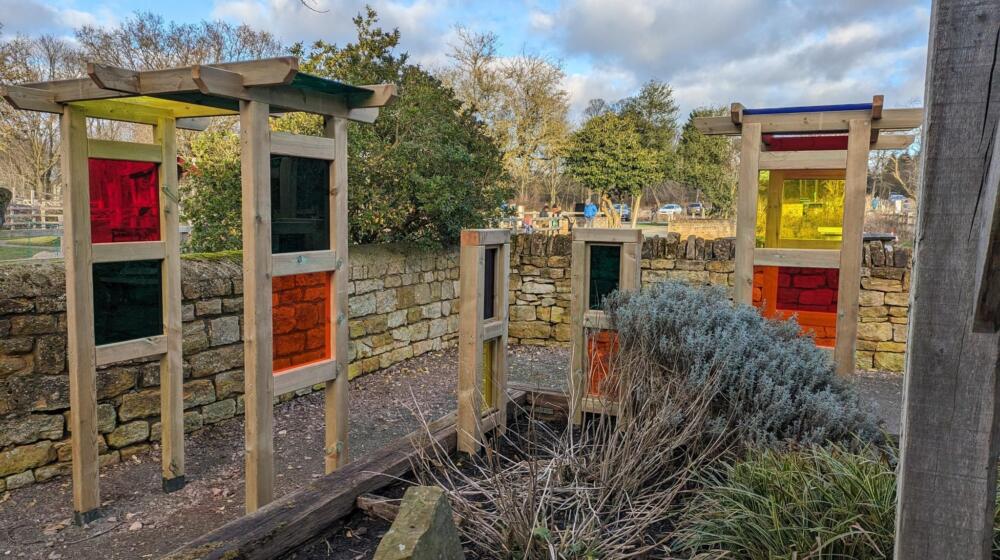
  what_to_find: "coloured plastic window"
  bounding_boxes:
[272,272,331,372]
[587,329,620,397]
[753,265,838,348]
[589,244,620,310]
[756,173,845,248]
[483,246,497,320]
[92,260,163,345]
[481,338,495,410]
[89,159,160,243]
[271,156,330,254]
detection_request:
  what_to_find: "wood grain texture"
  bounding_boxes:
[457,242,485,454]
[973,119,1000,332]
[734,123,762,305]
[895,2,1000,557]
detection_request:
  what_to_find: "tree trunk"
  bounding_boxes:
[630,193,642,227]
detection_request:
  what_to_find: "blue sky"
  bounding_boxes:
[2,0,932,122]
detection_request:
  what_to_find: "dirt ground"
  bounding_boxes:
[0,344,899,560]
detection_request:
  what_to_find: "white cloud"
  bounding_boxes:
[529,10,554,32]
[0,0,117,36]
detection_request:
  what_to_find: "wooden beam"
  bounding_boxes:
[62,105,101,524]
[272,250,338,277]
[86,63,139,93]
[973,120,1000,333]
[871,94,884,120]
[192,64,247,99]
[274,359,337,396]
[754,248,840,268]
[730,102,744,125]
[1,85,61,113]
[734,123,762,305]
[759,150,847,170]
[457,241,485,454]
[324,116,350,473]
[91,241,165,263]
[95,335,168,367]
[895,3,1000,557]
[241,99,275,513]
[569,239,586,425]
[833,118,870,377]
[88,140,162,163]
[693,107,923,135]
[354,83,398,108]
[270,132,336,160]
[176,117,210,131]
[872,134,916,150]
[571,227,643,243]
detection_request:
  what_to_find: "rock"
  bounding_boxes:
[34,461,72,482]
[33,334,66,374]
[509,306,536,322]
[0,336,33,354]
[0,441,56,477]
[188,344,243,378]
[859,290,885,307]
[860,277,903,292]
[857,322,893,342]
[521,282,555,295]
[10,314,57,335]
[201,399,236,424]
[208,316,241,346]
[509,321,551,340]
[5,469,35,490]
[874,352,906,372]
[0,414,64,448]
[374,486,464,560]
[119,389,161,421]
[194,298,223,316]
[183,380,216,409]
[214,369,245,399]
[107,421,149,449]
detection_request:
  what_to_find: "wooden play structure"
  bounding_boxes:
[457,229,511,454]
[0,56,395,520]
[694,98,922,375]
[568,228,642,423]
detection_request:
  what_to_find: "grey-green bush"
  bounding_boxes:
[604,281,880,447]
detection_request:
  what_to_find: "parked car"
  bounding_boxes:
[687,202,705,216]
[888,193,908,203]
[657,203,683,216]
[612,203,631,221]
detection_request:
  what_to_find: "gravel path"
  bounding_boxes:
[0,344,900,559]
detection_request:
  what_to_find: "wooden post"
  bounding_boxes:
[569,238,586,425]
[734,123,762,304]
[895,2,1000,557]
[324,116,349,473]
[156,116,186,492]
[241,99,274,513]
[834,118,870,376]
[62,104,101,525]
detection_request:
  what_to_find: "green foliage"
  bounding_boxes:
[565,111,664,201]
[604,281,880,447]
[677,445,897,559]
[674,106,738,215]
[180,129,242,252]
[278,7,509,246]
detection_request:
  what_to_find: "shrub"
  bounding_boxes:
[604,281,880,448]
[677,445,896,559]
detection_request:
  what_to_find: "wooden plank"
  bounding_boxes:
[754,248,840,268]
[582,310,610,330]
[72,100,174,125]
[156,116,185,492]
[274,360,337,396]
[730,102,744,125]
[764,170,783,249]
[457,241,485,454]
[482,319,503,341]
[88,139,161,162]
[272,250,338,277]
[1,85,61,113]
[833,119,870,377]
[734,123,762,305]
[176,117,210,131]
[621,238,642,290]
[270,132,336,160]
[972,119,1000,333]
[324,117,350,473]
[192,64,247,98]
[164,391,527,560]
[572,227,643,244]
[872,134,915,150]
[495,240,510,434]
[95,335,168,367]
[240,99,275,513]
[461,228,511,246]
[353,84,398,108]
[86,63,139,93]
[895,3,1000,556]
[569,240,586,425]
[759,150,846,170]
[693,107,923,135]
[91,241,165,263]
[355,493,400,522]
[62,105,101,524]
[871,94,884,120]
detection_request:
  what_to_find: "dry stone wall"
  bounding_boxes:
[0,234,909,490]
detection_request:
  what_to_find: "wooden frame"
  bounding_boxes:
[569,228,642,424]
[696,100,916,376]
[58,107,186,525]
[3,57,395,523]
[457,229,511,455]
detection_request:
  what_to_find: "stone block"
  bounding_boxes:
[509,321,551,340]
[876,341,907,352]
[0,441,55,477]
[183,320,211,354]
[202,399,236,424]
[5,469,34,489]
[214,369,244,399]
[119,443,151,461]
[521,281,555,295]
[107,421,149,449]
[97,366,138,399]
[860,277,903,292]
[183,380,216,409]
[97,403,117,434]
[0,336,33,354]
[855,351,874,371]
[350,293,377,317]
[884,292,909,306]
[874,352,905,372]
[188,344,243,378]
[34,461,72,483]
[195,298,223,316]
[373,486,464,560]
[10,314,57,335]
[859,306,888,319]
[509,306,536,322]
[119,389,161,421]
[857,322,893,342]
[892,323,908,342]
[0,355,29,377]
[209,316,241,346]
[32,334,66,374]
[0,414,64,448]
[859,290,884,307]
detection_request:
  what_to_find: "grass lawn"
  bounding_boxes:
[2,235,60,247]
[0,245,48,260]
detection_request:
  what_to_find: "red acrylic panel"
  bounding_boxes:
[89,158,160,243]
[753,265,839,347]
[272,272,331,373]
[586,330,620,397]
[762,134,849,151]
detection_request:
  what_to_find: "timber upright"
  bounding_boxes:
[457,229,511,455]
[568,228,642,424]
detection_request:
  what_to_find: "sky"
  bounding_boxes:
[0,0,931,123]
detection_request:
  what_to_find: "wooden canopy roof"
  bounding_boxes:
[0,56,396,130]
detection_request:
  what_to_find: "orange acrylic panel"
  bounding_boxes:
[89,158,160,243]
[586,330,620,397]
[754,265,839,348]
[272,272,331,373]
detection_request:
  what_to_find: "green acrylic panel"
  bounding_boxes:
[483,246,498,320]
[589,244,621,310]
[93,259,163,345]
[270,155,330,254]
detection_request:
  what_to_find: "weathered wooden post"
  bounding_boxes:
[568,228,642,424]
[457,229,511,455]
[894,1,1000,557]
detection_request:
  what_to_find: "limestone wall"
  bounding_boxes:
[0,234,909,490]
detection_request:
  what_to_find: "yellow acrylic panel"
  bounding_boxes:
[757,171,845,249]
[481,339,495,410]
